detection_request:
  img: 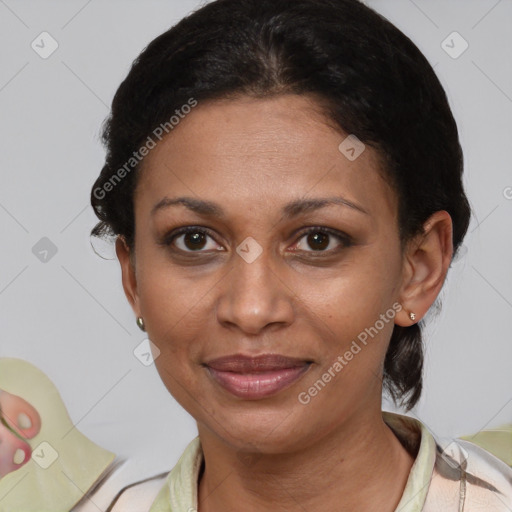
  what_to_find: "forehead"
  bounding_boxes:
[134,94,396,220]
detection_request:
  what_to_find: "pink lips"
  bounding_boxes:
[204,354,311,399]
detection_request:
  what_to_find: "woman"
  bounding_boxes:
[1,0,511,510]
[87,0,512,509]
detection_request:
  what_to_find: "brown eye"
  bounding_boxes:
[183,231,208,250]
[292,228,352,253]
[306,232,330,251]
[163,227,223,253]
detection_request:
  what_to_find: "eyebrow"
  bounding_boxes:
[151,195,369,218]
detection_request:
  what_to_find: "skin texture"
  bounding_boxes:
[0,390,41,478]
[116,94,453,511]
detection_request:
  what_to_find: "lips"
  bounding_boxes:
[204,354,312,399]
[205,354,310,372]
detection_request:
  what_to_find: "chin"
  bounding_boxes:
[201,403,315,453]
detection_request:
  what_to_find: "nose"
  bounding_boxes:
[215,245,295,335]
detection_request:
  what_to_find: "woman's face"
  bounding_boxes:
[120,94,410,453]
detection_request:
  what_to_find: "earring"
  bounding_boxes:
[136,317,146,332]
[409,312,416,321]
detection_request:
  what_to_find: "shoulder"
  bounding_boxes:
[385,412,512,511]
[96,436,202,512]
[427,437,512,511]
[105,472,169,512]
[459,439,512,506]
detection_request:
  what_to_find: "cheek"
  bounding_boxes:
[302,279,396,374]
[136,251,216,340]
[303,247,402,328]
[296,246,403,383]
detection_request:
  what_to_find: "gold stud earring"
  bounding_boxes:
[136,317,146,332]
[409,312,416,321]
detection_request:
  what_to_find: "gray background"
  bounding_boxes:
[1,0,511,486]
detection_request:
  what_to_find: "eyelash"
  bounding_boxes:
[160,225,353,255]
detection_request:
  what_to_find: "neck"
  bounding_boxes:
[197,410,415,512]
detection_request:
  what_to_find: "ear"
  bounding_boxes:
[395,210,453,327]
[115,236,140,316]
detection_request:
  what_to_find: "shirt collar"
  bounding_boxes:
[383,411,437,511]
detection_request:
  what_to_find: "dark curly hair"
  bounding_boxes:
[90,0,471,410]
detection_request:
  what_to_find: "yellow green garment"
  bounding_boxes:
[103,412,512,511]
[460,427,512,467]
[0,359,116,512]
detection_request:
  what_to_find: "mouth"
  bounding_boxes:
[204,354,313,399]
